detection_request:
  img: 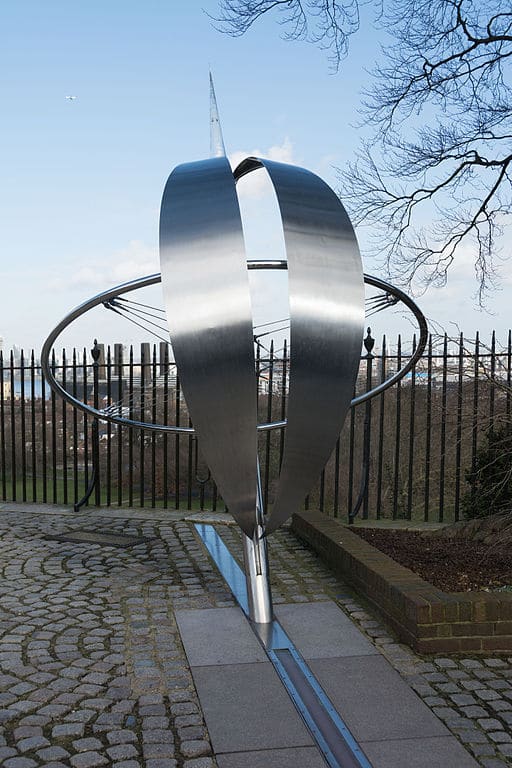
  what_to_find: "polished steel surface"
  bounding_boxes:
[241,460,273,623]
[159,156,258,537]
[209,72,226,158]
[242,527,273,623]
[235,158,364,533]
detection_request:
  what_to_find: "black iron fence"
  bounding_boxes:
[1,330,511,522]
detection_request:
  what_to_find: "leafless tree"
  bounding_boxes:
[345,0,512,302]
[214,1,512,301]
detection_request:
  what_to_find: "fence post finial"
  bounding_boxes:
[364,327,375,358]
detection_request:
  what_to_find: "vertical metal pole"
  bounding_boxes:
[82,348,89,501]
[279,340,287,473]
[20,350,27,501]
[106,346,112,506]
[507,330,511,424]
[264,341,274,511]
[376,334,386,519]
[454,333,464,521]
[0,351,6,500]
[242,460,273,624]
[30,351,37,502]
[362,329,374,520]
[128,345,134,507]
[187,416,193,510]
[333,436,341,518]
[489,330,496,440]
[61,349,68,505]
[424,334,432,522]
[393,335,402,519]
[439,333,448,522]
[10,350,16,501]
[319,468,326,513]
[51,350,57,503]
[72,349,78,506]
[406,334,417,520]
[175,371,181,509]
[116,346,123,507]
[151,344,157,508]
[92,340,101,508]
[349,329,374,524]
[139,343,146,507]
[163,349,169,509]
[347,387,356,519]
[41,352,47,503]
[471,332,480,508]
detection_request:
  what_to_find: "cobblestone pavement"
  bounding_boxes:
[1,504,512,767]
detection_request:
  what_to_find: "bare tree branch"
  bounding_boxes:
[210,0,363,70]
[341,0,512,302]
[213,0,512,300]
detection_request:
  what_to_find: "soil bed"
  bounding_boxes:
[352,527,512,592]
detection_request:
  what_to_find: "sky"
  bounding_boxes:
[1,0,511,358]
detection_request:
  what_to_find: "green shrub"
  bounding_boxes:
[462,426,512,519]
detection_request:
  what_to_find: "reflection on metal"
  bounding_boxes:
[195,523,373,768]
[160,156,257,536]
[160,157,364,538]
[235,158,364,533]
[195,522,249,613]
[241,460,273,622]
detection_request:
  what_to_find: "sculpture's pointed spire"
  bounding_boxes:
[209,71,227,158]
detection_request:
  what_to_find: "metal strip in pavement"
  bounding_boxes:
[195,523,373,768]
[195,522,249,613]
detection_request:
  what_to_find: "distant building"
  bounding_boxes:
[1,380,11,399]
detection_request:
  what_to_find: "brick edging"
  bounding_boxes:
[291,510,512,654]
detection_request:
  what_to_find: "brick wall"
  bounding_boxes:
[291,510,512,654]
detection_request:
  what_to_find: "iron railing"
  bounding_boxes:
[1,330,510,522]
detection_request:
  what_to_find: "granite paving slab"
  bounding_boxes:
[216,745,328,767]
[310,655,451,742]
[360,735,480,768]
[176,607,267,666]
[274,601,378,659]
[191,662,315,753]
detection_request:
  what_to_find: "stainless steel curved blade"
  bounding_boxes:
[160,157,258,537]
[235,158,365,534]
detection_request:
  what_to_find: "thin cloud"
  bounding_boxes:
[50,240,159,293]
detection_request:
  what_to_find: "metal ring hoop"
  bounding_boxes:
[41,263,427,434]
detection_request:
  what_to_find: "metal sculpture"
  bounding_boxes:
[41,77,427,625]
[41,268,426,623]
[158,154,365,620]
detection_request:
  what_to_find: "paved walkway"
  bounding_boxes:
[0,503,511,767]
